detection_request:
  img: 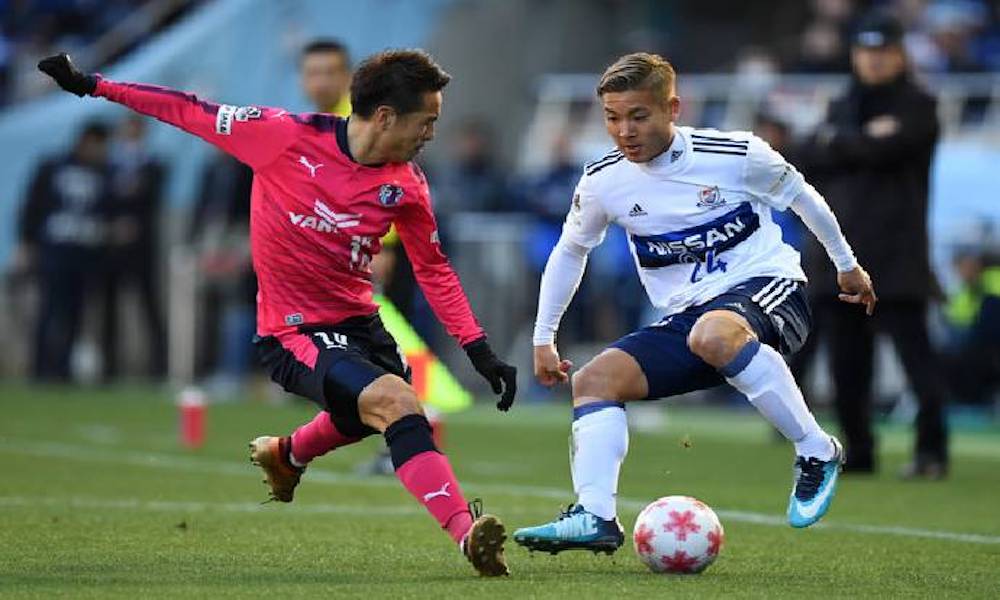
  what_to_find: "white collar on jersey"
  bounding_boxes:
[637,126,692,177]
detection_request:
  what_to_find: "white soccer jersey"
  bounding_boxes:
[564,126,807,317]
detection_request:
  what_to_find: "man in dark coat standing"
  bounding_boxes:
[17,121,114,381]
[796,12,948,478]
[101,115,168,380]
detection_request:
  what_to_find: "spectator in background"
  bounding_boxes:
[187,150,255,391]
[521,131,590,344]
[793,0,856,73]
[17,120,114,381]
[795,12,948,479]
[797,18,852,72]
[300,38,352,116]
[100,114,167,381]
[523,131,579,266]
[1,1,195,105]
[0,25,12,105]
[941,246,1000,405]
[904,0,991,72]
[431,118,508,215]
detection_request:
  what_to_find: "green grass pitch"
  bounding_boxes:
[1,384,998,598]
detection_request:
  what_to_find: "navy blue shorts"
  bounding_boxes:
[610,277,811,400]
[254,314,410,437]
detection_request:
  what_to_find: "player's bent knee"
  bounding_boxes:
[358,375,422,432]
[572,367,623,400]
[572,366,613,400]
[572,350,647,402]
[688,313,754,367]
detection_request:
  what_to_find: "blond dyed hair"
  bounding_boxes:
[597,52,676,101]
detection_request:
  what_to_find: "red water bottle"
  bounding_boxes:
[178,387,206,449]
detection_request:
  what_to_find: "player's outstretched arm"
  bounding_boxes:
[789,183,877,315]
[38,54,96,96]
[38,53,294,170]
[395,178,517,411]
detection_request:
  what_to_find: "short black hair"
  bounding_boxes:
[350,49,451,118]
[79,119,111,140]
[301,39,350,63]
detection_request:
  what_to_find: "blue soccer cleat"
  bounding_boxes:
[513,504,624,555]
[787,436,844,528]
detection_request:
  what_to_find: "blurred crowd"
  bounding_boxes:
[11,115,167,382]
[0,0,200,106]
[788,0,1000,74]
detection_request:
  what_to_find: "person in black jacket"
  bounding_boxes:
[187,150,256,384]
[796,12,948,479]
[101,115,168,381]
[17,121,114,381]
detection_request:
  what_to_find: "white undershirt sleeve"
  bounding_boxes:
[790,183,858,273]
[532,236,591,345]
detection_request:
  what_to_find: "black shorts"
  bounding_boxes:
[254,314,411,438]
[610,277,812,400]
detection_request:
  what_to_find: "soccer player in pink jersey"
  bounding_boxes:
[38,50,516,577]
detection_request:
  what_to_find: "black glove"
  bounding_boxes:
[38,53,97,97]
[464,338,517,412]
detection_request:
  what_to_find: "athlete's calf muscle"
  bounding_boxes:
[358,374,423,432]
[572,349,648,404]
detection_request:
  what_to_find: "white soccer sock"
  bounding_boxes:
[721,340,834,460]
[570,401,629,520]
[288,452,307,469]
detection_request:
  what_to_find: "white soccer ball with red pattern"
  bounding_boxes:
[632,495,724,574]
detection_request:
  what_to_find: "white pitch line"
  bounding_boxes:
[0,495,422,516]
[3,439,1000,546]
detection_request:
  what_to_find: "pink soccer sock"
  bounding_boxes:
[395,450,474,543]
[289,411,361,465]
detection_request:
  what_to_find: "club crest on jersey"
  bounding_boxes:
[234,106,262,121]
[697,186,726,208]
[378,184,404,206]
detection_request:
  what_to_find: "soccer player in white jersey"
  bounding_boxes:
[513,53,877,554]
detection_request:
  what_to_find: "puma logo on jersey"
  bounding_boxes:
[288,199,360,232]
[298,155,324,177]
[422,482,451,503]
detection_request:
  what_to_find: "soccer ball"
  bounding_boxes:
[632,495,724,574]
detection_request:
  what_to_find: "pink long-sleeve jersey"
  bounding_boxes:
[93,78,483,345]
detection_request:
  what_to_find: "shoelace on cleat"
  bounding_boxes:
[468,498,483,520]
[794,457,827,500]
[555,504,588,522]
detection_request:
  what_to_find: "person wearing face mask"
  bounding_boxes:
[795,11,948,479]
